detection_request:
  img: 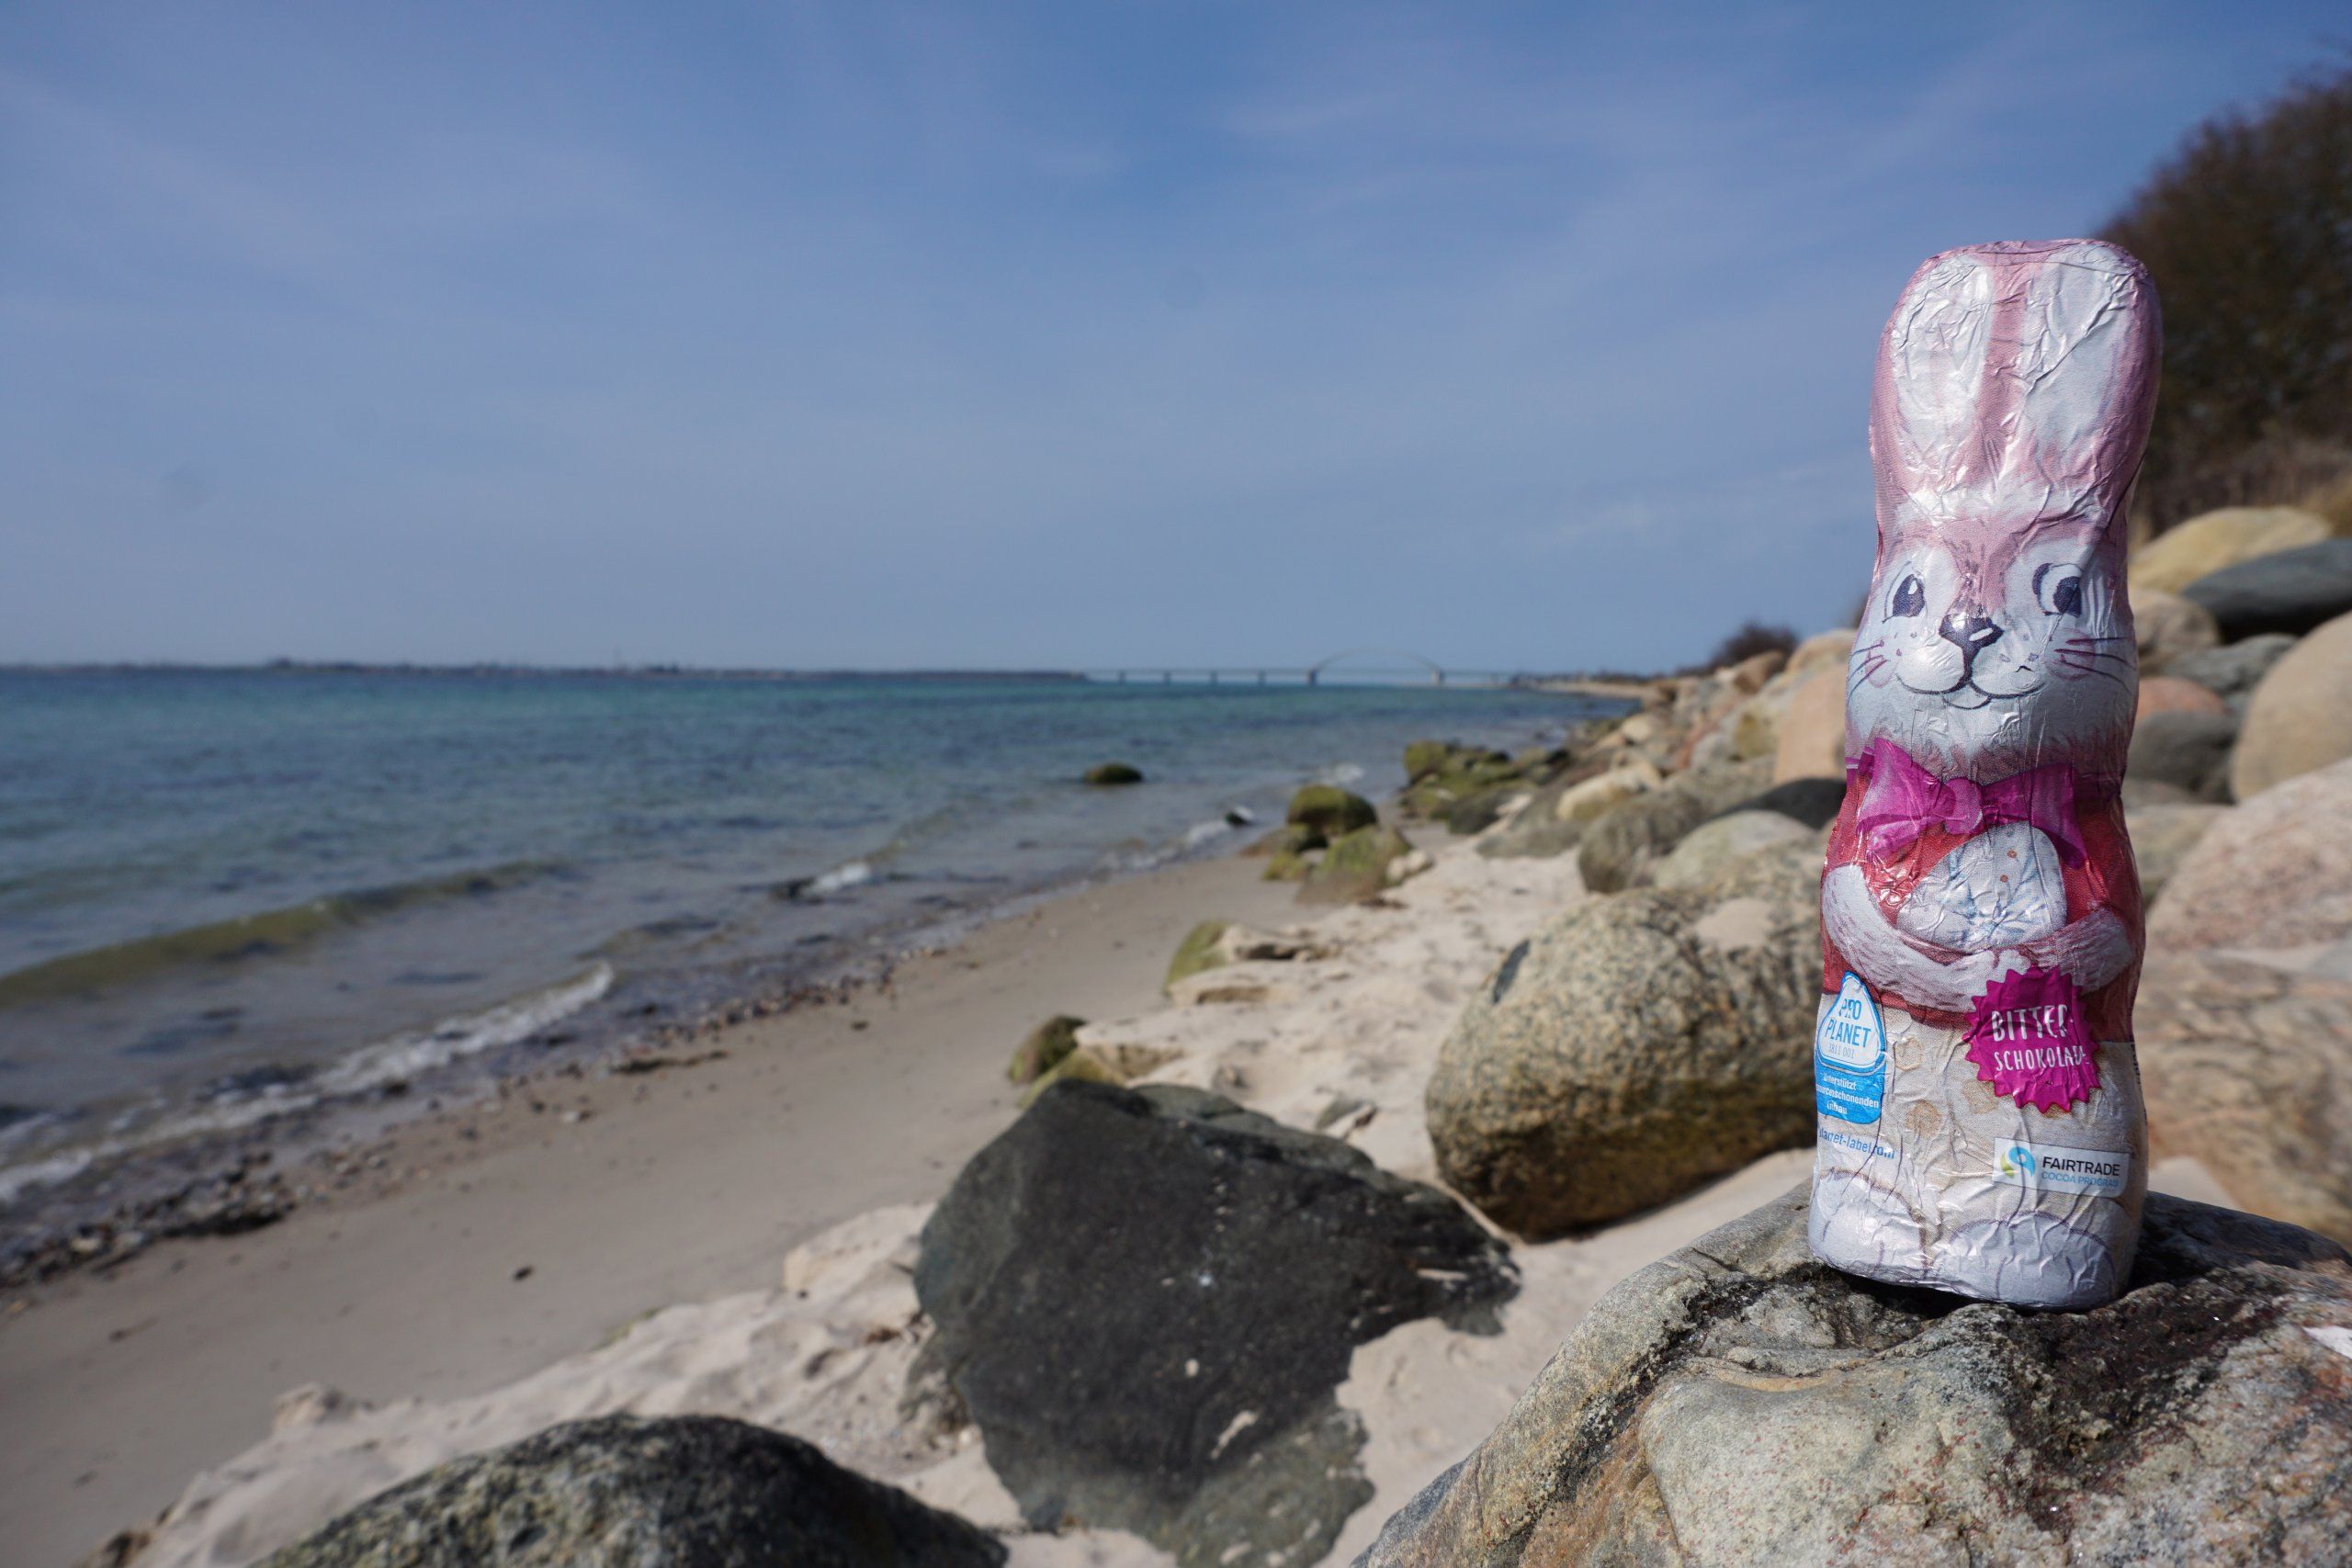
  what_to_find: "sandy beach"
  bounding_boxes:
[2,850,1306,1567]
[6,801,2242,1568]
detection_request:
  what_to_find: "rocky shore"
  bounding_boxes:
[27,503,2352,1568]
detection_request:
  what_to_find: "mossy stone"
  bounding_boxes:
[1165,919,1231,991]
[1083,762,1145,785]
[1009,1014,1086,1085]
[1286,784,1377,836]
[1300,825,1411,905]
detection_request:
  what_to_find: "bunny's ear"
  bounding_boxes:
[1871,240,2161,546]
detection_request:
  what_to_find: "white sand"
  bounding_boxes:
[9,832,2241,1568]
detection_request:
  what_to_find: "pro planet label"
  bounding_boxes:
[1815,972,1887,1125]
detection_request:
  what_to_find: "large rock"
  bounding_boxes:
[2130,585,2221,671]
[1286,784,1378,838]
[1299,824,1411,905]
[2182,537,2352,639]
[1714,775,1846,830]
[2126,710,2238,802]
[1357,1189,2352,1568]
[2149,759,2352,952]
[2161,632,2296,709]
[1474,760,1658,863]
[1008,1015,1085,1084]
[911,1082,1514,1568]
[262,1415,1004,1568]
[1429,840,1819,1236]
[2139,953,2352,1245]
[2134,674,2227,721]
[1646,811,1815,891]
[1576,759,1770,894]
[1782,627,1857,682]
[1769,670,1847,784]
[2233,611,2352,799]
[2124,802,2226,908]
[2131,503,2331,593]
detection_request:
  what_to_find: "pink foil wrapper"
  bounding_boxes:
[1807,240,2158,1309]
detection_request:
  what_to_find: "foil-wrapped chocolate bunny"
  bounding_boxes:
[1809,240,2159,1308]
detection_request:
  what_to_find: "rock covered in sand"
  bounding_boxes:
[1428,839,1819,1236]
[1357,1188,2352,1568]
[261,1414,1004,1568]
[909,1080,1515,1568]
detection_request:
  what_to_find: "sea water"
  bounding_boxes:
[0,668,1611,1200]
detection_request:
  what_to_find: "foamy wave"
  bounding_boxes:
[1317,761,1366,786]
[809,861,873,896]
[0,964,616,1209]
[315,964,614,1097]
[1182,818,1235,851]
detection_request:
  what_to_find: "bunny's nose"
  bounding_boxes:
[1939,612,2003,671]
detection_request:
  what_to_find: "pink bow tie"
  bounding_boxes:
[1850,739,2086,866]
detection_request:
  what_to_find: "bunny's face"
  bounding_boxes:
[1847,506,2132,775]
[1846,240,2159,781]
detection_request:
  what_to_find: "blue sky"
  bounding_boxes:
[2,3,2340,671]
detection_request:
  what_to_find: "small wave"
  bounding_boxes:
[0,861,560,1010]
[1182,818,1236,851]
[0,964,615,1209]
[809,861,873,896]
[1317,761,1367,786]
[313,964,613,1098]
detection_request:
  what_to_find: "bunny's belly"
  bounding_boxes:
[1893,822,2066,953]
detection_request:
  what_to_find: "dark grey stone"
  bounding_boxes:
[2162,633,2297,708]
[2181,539,2352,640]
[1713,776,1848,830]
[262,1415,1005,1568]
[910,1081,1515,1568]
[2127,709,2240,802]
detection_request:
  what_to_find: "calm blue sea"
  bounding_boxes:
[0,669,1612,1198]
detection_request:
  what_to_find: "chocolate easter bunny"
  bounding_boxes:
[1809,240,2160,1308]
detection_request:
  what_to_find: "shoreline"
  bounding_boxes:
[0,840,1312,1567]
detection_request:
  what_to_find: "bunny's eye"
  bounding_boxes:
[1889,575,1926,618]
[2034,564,2085,616]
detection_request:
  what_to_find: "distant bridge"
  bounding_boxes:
[1080,649,1529,689]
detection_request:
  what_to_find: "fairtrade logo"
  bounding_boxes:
[1998,1145,2038,1179]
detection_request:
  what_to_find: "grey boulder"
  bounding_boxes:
[261,1415,1004,1568]
[2125,708,2238,801]
[1577,759,1770,893]
[2181,537,2352,639]
[1428,840,1819,1237]
[910,1081,1514,1568]
[1357,1188,2352,1568]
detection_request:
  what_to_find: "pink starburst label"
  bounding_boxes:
[1964,967,2099,1113]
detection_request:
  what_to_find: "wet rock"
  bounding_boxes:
[1082,762,1144,785]
[1429,840,1819,1236]
[2182,537,2352,640]
[1300,825,1412,906]
[911,1082,1514,1568]
[262,1414,1004,1567]
[2148,759,2352,953]
[1358,1188,2352,1568]
[2232,610,2352,799]
[2126,709,2238,802]
[1286,785,1378,838]
[1251,823,1326,883]
[1008,1015,1086,1085]
[2139,953,2352,1245]
[2131,503,2331,594]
